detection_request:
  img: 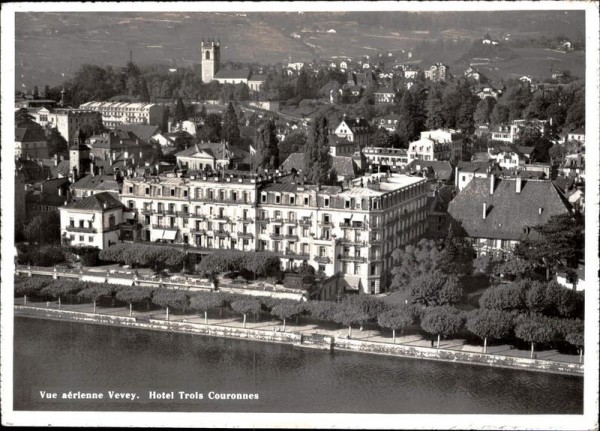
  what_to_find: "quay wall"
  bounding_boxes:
[14,306,584,376]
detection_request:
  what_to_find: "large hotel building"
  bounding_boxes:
[119,171,428,294]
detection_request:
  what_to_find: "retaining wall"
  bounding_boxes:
[14,306,583,376]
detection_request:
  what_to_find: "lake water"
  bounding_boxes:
[13,317,583,414]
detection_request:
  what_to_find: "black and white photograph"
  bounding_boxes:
[1,2,598,429]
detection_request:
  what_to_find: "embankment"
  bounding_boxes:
[14,306,584,376]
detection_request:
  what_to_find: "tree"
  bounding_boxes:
[46,127,68,157]
[278,131,306,166]
[333,302,369,338]
[372,127,390,148]
[513,122,553,163]
[466,308,514,353]
[514,315,559,358]
[40,280,84,308]
[222,102,241,146]
[490,103,509,125]
[437,227,474,278]
[479,282,527,311]
[377,305,415,343]
[116,286,153,317]
[15,277,50,305]
[78,284,113,314]
[409,270,463,306]
[395,91,419,146]
[295,69,311,100]
[255,119,279,170]
[23,213,61,245]
[390,239,442,290]
[493,255,535,280]
[564,324,584,363]
[420,306,464,348]
[138,78,151,103]
[474,97,496,125]
[304,300,339,322]
[190,292,225,324]
[271,300,303,331]
[173,97,188,124]
[230,298,261,328]
[303,115,332,185]
[201,113,222,142]
[425,87,445,130]
[151,288,189,321]
[33,85,39,99]
[515,213,584,279]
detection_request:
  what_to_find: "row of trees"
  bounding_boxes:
[15,276,583,360]
[196,250,282,281]
[98,243,186,270]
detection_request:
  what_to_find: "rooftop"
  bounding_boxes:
[63,191,124,211]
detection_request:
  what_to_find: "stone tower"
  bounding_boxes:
[201,39,220,83]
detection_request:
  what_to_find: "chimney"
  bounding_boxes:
[54,154,59,166]
[489,174,495,195]
[482,202,487,219]
[538,207,543,215]
[515,176,522,193]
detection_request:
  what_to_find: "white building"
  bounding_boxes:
[29,107,103,144]
[79,102,164,128]
[59,192,125,249]
[363,147,409,171]
[408,129,463,162]
[120,172,429,294]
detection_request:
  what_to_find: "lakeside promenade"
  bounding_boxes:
[14,298,584,376]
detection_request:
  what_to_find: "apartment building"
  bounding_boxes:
[120,172,428,294]
[79,102,164,128]
[407,129,463,162]
[30,107,102,144]
[363,147,409,171]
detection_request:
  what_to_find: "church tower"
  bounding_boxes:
[201,39,220,83]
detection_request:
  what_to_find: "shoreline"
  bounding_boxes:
[14,305,584,377]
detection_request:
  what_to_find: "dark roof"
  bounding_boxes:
[456,161,494,174]
[88,130,148,150]
[448,177,571,241]
[64,191,124,211]
[280,152,357,178]
[118,124,161,142]
[328,135,355,147]
[405,160,453,181]
[340,117,372,134]
[26,192,67,207]
[71,174,120,191]
[39,158,72,178]
[214,69,251,80]
[248,74,267,82]
[15,126,47,143]
[492,144,535,156]
[375,87,396,95]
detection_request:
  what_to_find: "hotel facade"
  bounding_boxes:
[120,172,428,294]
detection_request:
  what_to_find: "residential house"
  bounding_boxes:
[59,191,125,250]
[404,160,453,184]
[248,75,267,92]
[374,117,399,132]
[448,175,571,258]
[70,174,121,200]
[86,130,154,164]
[15,125,49,160]
[333,116,373,148]
[455,161,498,191]
[487,144,535,169]
[407,129,463,162]
[328,136,357,157]
[374,87,396,104]
[280,152,359,182]
[363,147,409,171]
[176,142,231,172]
[30,108,103,144]
[425,63,448,82]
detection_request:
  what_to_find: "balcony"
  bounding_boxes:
[214,230,230,237]
[66,226,97,234]
[189,213,207,220]
[190,228,206,235]
[270,218,284,225]
[338,254,367,263]
[237,232,254,239]
[152,224,178,231]
[314,255,331,264]
[339,222,364,230]
[284,234,299,241]
[278,249,310,260]
[319,220,334,227]
[339,239,367,247]
[298,219,312,226]
[270,233,284,240]
[239,218,254,224]
[283,219,297,225]
[369,255,382,262]
[257,218,270,224]
[212,214,230,221]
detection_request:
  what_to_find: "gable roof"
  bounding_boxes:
[339,117,372,134]
[63,191,124,211]
[448,177,571,241]
[71,174,120,192]
[15,126,47,143]
[280,152,357,178]
[248,74,267,82]
[117,124,161,142]
[405,160,453,181]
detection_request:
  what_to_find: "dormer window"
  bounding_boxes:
[275,194,281,204]
[289,194,295,205]
[261,193,267,203]
[324,197,330,207]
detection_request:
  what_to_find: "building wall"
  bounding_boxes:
[60,207,123,249]
[120,174,428,294]
[16,140,49,159]
[201,41,220,83]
